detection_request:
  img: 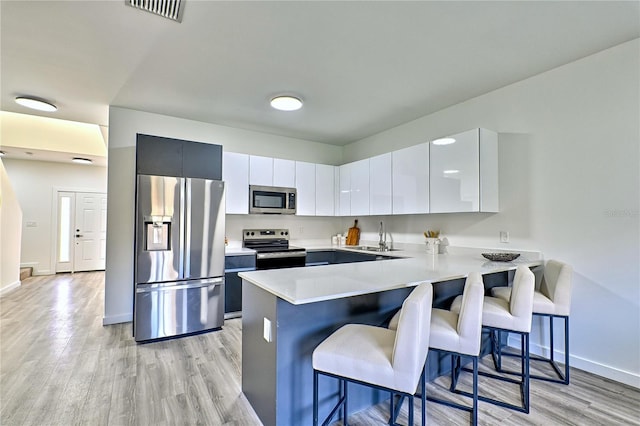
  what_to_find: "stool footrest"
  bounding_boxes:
[498,350,567,384]
[461,367,522,385]
[453,388,529,414]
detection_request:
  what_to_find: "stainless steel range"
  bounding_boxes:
[243,229,306,269]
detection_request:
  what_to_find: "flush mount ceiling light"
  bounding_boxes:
[270,96,303,111]
[72,157,93,164]
[15,96,57,112]
[432,137,456,145]
[126,0,185,22]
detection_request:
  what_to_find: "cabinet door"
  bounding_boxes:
[315,164,335,216]
[249,155,273,186]
[430,129,480,213]
[223,152,249,214]
[369,153,392,215]
[136,134,183,177]
[479,128,499,212]
[350,159,370,216]
[295,161,316,216]
[338,164,351,216]
[183,141,222,180]
[392,142,429,214]
[273,158,296,188]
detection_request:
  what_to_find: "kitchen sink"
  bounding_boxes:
[349,245,402,253]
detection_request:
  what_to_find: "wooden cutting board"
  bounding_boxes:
[346,219,360,246]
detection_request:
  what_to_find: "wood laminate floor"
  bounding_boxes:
[1,272,638,425]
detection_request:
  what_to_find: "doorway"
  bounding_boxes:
[56,191,107,273]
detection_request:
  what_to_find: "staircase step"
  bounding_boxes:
[20,267,33,281]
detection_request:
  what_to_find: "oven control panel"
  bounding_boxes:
[243,229,290,241]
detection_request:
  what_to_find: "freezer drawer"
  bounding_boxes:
[134,278,224,341]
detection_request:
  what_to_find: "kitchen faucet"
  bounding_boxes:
[378,221,387,251]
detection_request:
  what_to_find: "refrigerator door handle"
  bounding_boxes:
[179,178,186,279]
[136,277,223,293]
[184,178,192,278]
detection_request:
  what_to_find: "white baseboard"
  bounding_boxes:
[0,280,21,296]
[20,262,53,276]
[103,313,133,325]
[507,336,640,389]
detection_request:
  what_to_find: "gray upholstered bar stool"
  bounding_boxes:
[312,282,433,426]
[491,259,573,384]
[450,265,535,413]
[388,272,484,426]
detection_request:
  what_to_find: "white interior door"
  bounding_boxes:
[73,192,107,271]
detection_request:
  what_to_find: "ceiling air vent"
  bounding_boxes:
[126,0,185,22]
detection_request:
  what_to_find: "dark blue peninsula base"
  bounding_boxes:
[241,270,512,426]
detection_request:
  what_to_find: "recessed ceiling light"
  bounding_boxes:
[72,157,93,164]
[15,96,57,112]
[432,137,456,145]
[270,96,303,111]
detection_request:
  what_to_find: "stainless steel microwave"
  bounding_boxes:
[249,185,297,214]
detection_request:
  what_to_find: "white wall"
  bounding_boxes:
[343,39,640,386]
[0,160,23,294]
[2,159,107,276]
[105,107,342,325]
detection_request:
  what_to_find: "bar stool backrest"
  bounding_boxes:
[392,282,433,394]
[508,266,536,333]
[456,272,485,355]
[540,260,574,316]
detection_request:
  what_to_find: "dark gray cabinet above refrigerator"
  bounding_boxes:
[136,133,222,180]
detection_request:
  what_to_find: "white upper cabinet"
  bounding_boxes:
[369,153,392,215]
[392,142,429,214]
[338,163,351,216]
[315,164,335,216]
[295,161,316,216]
[429,128,498,213]
[273,158,296,188]
[478,129,499,212]
[250,156,296,188]
[223,152,249,214]
[249,155,273,186]
[350,159,370,216]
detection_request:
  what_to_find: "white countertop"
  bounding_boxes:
[239,248,542,305]
[225,246,256,256]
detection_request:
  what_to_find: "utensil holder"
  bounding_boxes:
[425,238,440,255]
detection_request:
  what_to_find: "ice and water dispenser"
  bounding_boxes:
[143,216,172,251]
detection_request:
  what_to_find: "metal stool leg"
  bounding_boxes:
[313,370,319,426]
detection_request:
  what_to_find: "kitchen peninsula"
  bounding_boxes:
[239,248,542,426]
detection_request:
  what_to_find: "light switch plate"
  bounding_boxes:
[263,318,272,342]
[500,231,510,243]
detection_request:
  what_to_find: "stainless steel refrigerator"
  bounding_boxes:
[134,174,225,341]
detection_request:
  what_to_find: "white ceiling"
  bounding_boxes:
[1,1,639,151]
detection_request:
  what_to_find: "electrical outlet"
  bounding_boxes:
[500,231,510,243]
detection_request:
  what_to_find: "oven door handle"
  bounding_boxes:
[256,251,307,260]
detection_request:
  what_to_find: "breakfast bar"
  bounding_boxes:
[239,249,542,426]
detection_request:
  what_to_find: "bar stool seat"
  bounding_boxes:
[490,259,573,384]
[313,282,433,426]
